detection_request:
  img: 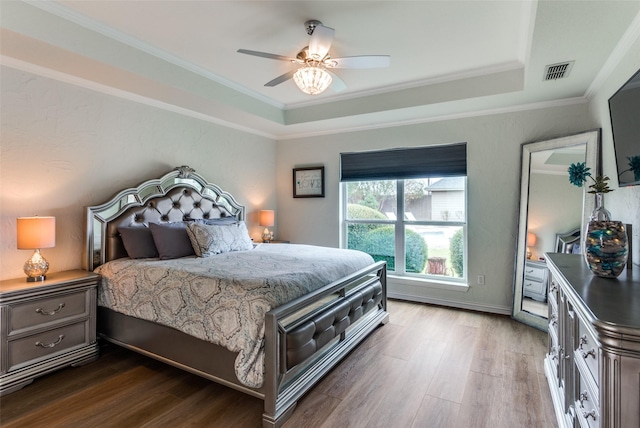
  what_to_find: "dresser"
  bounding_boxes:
[544,253,640,428]
[0,270,100,395]
[523,260,548,302]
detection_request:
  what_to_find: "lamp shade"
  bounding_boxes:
[293,66,332,95]
[259,210,275,227]
[527,232,537,247]
[17,216,56,249]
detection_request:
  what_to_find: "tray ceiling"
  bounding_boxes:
[1,1,639,138]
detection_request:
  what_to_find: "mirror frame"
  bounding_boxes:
[512,129,601,330]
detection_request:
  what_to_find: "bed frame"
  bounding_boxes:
[84,166,388,427]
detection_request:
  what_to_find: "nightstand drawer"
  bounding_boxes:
[7,321,88,372]
[524,264,546,281]
[7,290,89,334]
[523,278,545,294]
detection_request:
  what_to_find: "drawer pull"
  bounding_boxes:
[558,347,570,360]
[582,410,597,420]
[579,334,589,348]
[579,391,589,406]
[36,303,65,316]
[35,334,65,348]
[581,349,596,359]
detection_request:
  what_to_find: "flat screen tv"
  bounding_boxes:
[608,68,640,187]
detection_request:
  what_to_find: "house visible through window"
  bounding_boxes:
[340,144,467,282]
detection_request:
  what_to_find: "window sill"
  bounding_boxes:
[388,274,469,292]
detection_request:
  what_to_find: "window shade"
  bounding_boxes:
[340,143,467,182]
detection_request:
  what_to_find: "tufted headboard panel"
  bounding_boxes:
[85,166,245,271]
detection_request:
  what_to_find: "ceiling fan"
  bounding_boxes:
[237,20,390,95]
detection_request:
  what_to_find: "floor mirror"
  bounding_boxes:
[512,129,601,330]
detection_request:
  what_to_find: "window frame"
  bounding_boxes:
[341,177,467,283]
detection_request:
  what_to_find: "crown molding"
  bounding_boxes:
[277,97,588,140]
[1,56,278,140]
[27,0,286,110]
[2,51,587,142]
[585,9,640,98]
[284,61,524,110]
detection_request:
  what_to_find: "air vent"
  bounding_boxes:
[544,61,574,81]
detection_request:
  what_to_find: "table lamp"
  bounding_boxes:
[526,232,537,260]
[17,216,56,281]
[260,210,275,243]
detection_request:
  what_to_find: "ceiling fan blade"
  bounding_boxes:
[264,70,296,87]
[308,25,334,60]
[237,49,295,62]
[329,55,391,69]
[328,71,347,93]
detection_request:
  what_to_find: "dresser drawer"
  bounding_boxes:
[6,321,89,372]
[575,371,600,428]
[576,316,599,388]
[7,290,89,334]
[548,277,559,306]
[548,311,559,340]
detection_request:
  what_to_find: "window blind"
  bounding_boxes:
[340,143,467,182]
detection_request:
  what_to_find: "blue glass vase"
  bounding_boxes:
[584,193,629,278]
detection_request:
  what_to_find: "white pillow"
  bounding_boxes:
[186,221,253,256]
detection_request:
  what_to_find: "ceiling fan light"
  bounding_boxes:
[293,66,332,95]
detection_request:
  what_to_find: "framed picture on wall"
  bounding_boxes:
[293,166,325,198]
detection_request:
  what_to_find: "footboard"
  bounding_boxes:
[262,261,388,427]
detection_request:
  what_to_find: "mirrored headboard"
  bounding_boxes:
[555,228,581,254]
[83,166,245,271]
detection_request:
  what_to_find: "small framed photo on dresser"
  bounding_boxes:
[293,166,325,198]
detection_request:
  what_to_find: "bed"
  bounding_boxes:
[83,166,388,427]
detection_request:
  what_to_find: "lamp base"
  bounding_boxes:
[262,228,273,243]
[24,249,49,282]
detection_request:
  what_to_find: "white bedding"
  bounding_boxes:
[95,243,374,388]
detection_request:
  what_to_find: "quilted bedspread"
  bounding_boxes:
[95,244,374,388]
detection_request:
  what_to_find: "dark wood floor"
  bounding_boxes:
[0,300,556,427]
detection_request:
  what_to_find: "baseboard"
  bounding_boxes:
[387,290,512,315]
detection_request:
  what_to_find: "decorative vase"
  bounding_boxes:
[583,193,629,278]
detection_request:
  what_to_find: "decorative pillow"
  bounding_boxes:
[149,222,196,260]
[196,215,239,225]
[118,226,159,259]
[186,221,253,257]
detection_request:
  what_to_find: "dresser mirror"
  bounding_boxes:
[512,130,601,330]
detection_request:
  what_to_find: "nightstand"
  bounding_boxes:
[262,240,290,244]
[523,260,548,302]
[0,270,100,396]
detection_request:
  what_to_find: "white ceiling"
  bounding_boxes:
[1,1,640,139]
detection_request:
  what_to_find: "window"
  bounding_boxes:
[340,144,466,281]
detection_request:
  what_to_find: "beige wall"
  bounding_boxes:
[276,106,595,313]
[2,39,638,312]
[0,67,276,280]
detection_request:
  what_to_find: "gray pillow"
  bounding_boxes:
[197,216,239,225]
[149,222,196,260]
[186,221,253,257]
[118,226,159,259]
